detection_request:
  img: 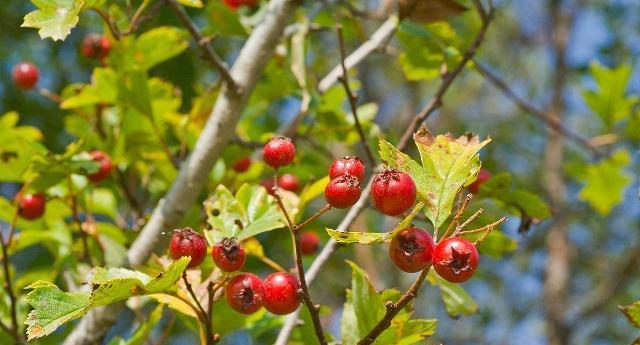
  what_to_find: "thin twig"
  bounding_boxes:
[68,176,93,265]
[440,194,472,241]
[357,268,431,345]
[297,203,332,230]
[182,272,214,345]
[272,176,328,345]
[336,25,377,166]
[167,0,237,89]
[0,228,22,344]
[472,217,506,244]
[452,209,484,237]
[473,60,602,159]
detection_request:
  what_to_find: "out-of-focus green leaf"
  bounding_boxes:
[393,319,438,345]
[619,300,640,328]
[177,0,202,7]
[61,68,118,108]
[427,271,478,318]
[204,184,284,244]
[578,150,632,215]
[134,27,189,70]
[298,176,329,211]
[22,0,83,41]
[25,258,190,340]
[0,112,47,182]
[341,261,385,345]
[582,62,639,128]
[126,304,164,345]
[205,1,247,36]
[505,190,551,219]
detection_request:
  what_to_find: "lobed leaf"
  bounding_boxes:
[578,150,632,215]
[619,300,640,328]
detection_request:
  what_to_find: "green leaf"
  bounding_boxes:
[22,0,83,41]
[0,112,47,182]
[578,150,632,215]
[582,62,639,127]
[177,0,203,7]
[427,271,478,318]
[126,304,164,345]
[341,261,386,344]
[25,281,91,340]
[325,202,425,245]
[61,68,118,108]
[25,258,190,340]
[205,1,247,37]
[505,190,552,219]
[619,300,640,328]
[134,27,189,70]
[392,319,438,345]
[204,184,284,244]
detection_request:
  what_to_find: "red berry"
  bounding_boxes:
[16,193,46,220]
[169,227,207,269]
[468,168,491,194]
[329,156,365,182]
[278,173,299,192]
[212,237,246,272]
[263,272,300,315]
[225,273,265,314]
[223,0,257,9]
[324,174,361,208]
[87,151,113,183]
[432,237,479,283]
[370,169,416,216]
[300,231,320,255]
[81,34,111,60]
[12,62,39,90]
[261,179,275,195]
[389,227,435,273]
[263,137,295,169]
[233,156,252,173]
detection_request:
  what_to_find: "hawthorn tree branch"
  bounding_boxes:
[336,25,377,166]
[277,3,495,343]
[473,60,602,158]
[62,1,298,344]
[0,228,22,344]
[167,0,237,88]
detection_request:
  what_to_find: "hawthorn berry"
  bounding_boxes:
[261,179,276,196]
[12,62,39,90]
[468,168,491,194]
[324,174,361,208]
[263,272,300,315]
[212,237,246,272]
[432,237,479,283]
[224,0,258,9]
[329,156,365,182]
[81,34,111,60]
[233,156,252,173]
[370,169,416,216]
[278,173,299,192]
[16,193,46,220]
[225,273,265,314]
[169,227,207,269]
[87,151,113,183]
[389,227,435,273]
[263,137,295,169]
[300,231,320,255]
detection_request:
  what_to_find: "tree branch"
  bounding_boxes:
[62,1,298,344]
[167,0,237,89]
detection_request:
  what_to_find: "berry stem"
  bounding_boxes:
[272,178,328,345]
[471,217,507,245]
[452,208,485,237]
[440,193,473,242]
[336,25,376,167]
[6,209,18,245]
[297,203,332,230]
[182,272,215,345]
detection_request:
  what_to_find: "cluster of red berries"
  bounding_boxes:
[13,150,113,221]
[389,227,479,283]
[81,34,111,60]
[169,227,302,315]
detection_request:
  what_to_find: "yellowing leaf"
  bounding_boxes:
[619,300,640,328]
[177,0,203,7]
[22,0,84,41]
[578,150,632,215]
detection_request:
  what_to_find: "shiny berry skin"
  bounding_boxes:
[468,168,491,194]
[370,169,417,216]
[12,62,39,90]
[169,227,207,269]
[224,0,258,9]
[324,174,361,208]
[212,237,246,272]
[261,179,276,196]
[16,193,46,220]
[263,272,300,315]
[432,237,479,283]
[263,137,295,169]
[300,231,320,255]
[87,151,113,183]
[233,156,252,173]
[329,156,365,182]
[81,34,111,60]
[278,173,299,192]
[225,273,265,314]
[389,227,435,273]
